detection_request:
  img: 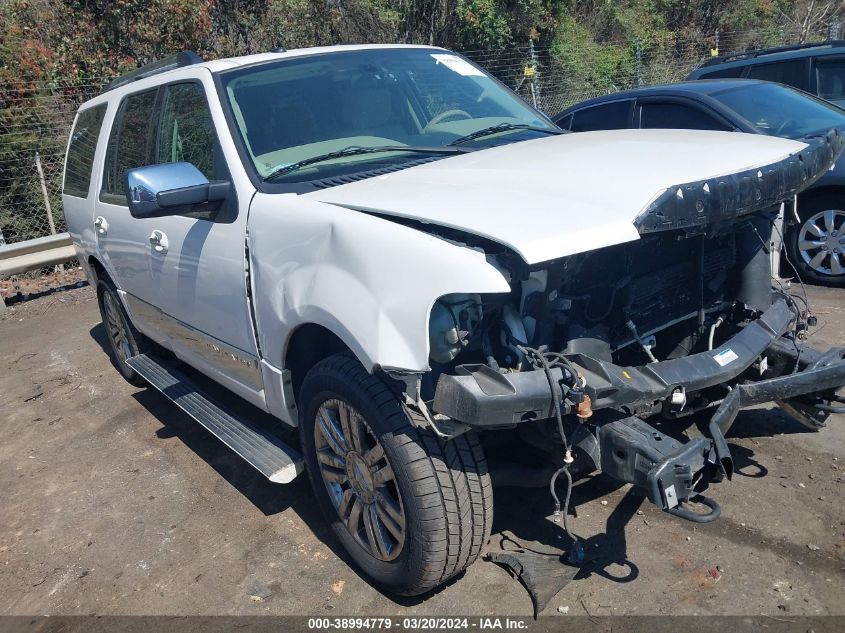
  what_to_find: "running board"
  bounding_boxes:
[126,354,302,484]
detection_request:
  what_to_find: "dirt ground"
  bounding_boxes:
[1,283,843,617]
[0,266,86,305]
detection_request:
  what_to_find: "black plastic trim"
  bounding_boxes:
[709,348,845,436]
[105,51,202,93]
[634,129,844,234]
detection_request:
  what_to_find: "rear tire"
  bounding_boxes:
[96,278,150,386]
[298,353,493,596]
[786,195,845,287]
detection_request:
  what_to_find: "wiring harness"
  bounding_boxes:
[516,345,583,559]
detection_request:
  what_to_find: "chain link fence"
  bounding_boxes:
[466,21,842,116]
[1,23,841,248]
[1,79,106,246]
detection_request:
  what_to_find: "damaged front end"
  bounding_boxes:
[416,129,845,524]
[433,291,845,519]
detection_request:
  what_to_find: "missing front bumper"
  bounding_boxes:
[433,293,845,522]
[434,295,799,428]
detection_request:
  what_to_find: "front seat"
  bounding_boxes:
[257,102,320,155]
[341,75,406,141]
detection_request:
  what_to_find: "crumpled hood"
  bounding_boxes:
[305,129,820,265]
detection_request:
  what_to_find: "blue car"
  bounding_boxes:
[554,79,845,287]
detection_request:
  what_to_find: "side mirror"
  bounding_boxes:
[125,162,230,218]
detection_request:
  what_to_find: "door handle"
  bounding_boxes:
[94,216,108,235]
[149,230,169,254]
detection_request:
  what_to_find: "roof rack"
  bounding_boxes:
[105,50,203,92]
[700,39,845,67]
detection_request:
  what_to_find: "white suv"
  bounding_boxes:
[63,44,845,601]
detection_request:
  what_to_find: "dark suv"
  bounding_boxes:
[687,40,845,107]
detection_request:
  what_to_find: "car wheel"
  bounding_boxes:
[786,196,845,287]
[298,353,493,596]
[96,278,150,385]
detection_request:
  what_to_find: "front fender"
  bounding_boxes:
[248,193,511,373]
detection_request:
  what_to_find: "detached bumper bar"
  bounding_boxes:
[712,348,845,435]
[707,347,845,479]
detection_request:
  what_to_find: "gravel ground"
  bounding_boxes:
[0,284,843,617]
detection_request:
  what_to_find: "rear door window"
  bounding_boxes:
[638,101,732,131]
[815,57,845,101]
[64,104,107,198]
[569,100,633,132]
[747,60,809,90]
[101,89,159,201]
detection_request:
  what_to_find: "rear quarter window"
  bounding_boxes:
[747,59,809,90]
[816,58,845,100]
[63,104,107,198]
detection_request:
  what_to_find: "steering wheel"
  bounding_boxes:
[774,120,795,137]
[425,109,472,130]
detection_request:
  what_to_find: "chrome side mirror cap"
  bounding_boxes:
[125,162,229,218]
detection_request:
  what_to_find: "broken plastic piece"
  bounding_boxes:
[567,540,585,565]
[485,550,581,618]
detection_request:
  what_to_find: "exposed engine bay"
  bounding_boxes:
[426,210,780,398]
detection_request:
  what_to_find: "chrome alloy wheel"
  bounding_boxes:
[103,290,133,364]
[314,399,406,561]
[798,209,845,276]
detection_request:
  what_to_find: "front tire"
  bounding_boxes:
[786,195,845,287]
[298,353,493,596]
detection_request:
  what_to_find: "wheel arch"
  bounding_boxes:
[283,322,355,402]
[787,185,845,286]
[87,255,108,283]
[797,185,845,212]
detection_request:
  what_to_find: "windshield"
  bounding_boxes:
[220,47,555,182]
[711,82,845,139]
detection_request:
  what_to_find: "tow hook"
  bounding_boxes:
[598,416,721,523]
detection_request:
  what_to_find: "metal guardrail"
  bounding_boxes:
[0,232,77,311]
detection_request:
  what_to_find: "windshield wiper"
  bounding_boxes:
[264,145,468,181]
[448,123,563,146]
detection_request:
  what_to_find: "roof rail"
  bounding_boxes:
[700,39,845,67]
[105,51,203,92]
